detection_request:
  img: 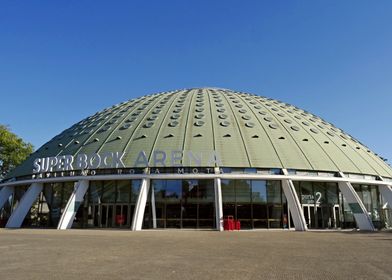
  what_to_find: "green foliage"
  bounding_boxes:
[0,125,34,178]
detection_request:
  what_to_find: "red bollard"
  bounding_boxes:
[224,216,235,231]
[235,220,241,230]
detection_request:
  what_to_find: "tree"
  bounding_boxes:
[0,125,34,178]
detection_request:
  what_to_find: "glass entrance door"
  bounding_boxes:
[303,204,339,229]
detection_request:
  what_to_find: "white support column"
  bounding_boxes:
[378,185,392,210]
[214,177,224,231]
[0,186,14,210]
[6,183,43,228]
[151,185,157,229]
[281,179,307,231]
[131,178,150,231]
[57,180,89,230]
[338,173,375,231]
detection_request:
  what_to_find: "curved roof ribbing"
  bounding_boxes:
[7,88,392,178]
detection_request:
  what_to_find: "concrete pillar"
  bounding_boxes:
[0,186,14,210]
[281,179,307,231]
[131,178,150,231]
[338,178,375,231]
[57,180,89,230]
[214,177,224,231]
[379,185,392,210]
[6,183,43,228]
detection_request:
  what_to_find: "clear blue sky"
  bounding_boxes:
[0,1,391,163]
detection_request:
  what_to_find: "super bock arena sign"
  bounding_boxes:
[32,150,222,179]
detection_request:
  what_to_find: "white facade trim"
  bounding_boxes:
[214,177,224,231]
[57,180,89,230]
[1,173,390,188]
[0,186,14,210]
[131,178,150,231]
[6,183,43,228]
[281,178,307,231]
[338,173,375,231]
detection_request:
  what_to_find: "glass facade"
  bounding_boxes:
[352,184,385,229]
[82,180,142,228]
[1,178,391,231]
[143,179,215,229]
[221,180,288,229]
[293,181,343,229]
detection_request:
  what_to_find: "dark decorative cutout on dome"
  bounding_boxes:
[94,138,99,142]
[195,113,204,119]
[120,124,131,130]
[279,137,285,140]
[251,135,259,138]
[116,136,122,140]
[291,126,300,131]
[136,135,147,140]
[327,131,334,137]
[194,134,203,137]
[217,108,225,113]
[324,141,329,144]
[310,128,319,134]
[264,117,272,122]
[173,108,182,113]
[216,103,224,107]
[356,147,360,150]
[242,115,251,120]
[195,108,204,113]
[144,122,154,128]
[194,120,205,127]
[223,134,231,138]
[235,104,243,108]
[164,134,174,138]
[277,113,285,117]
[171,114,180,120]
[220,121,230,127]
[219,114,228,119]
[259,111,267,115]
[303,138,309,142]
[245,122,255,128]
[148,115,157,121]
[254,105,262,109]
[196,103,204,107]
[58,143,63,147]
[169,121,178,127]
[284,119,292,124]
[74,140,80,144]
[342,144,347,147]
[269,123,278,129]
[239,109,247,114]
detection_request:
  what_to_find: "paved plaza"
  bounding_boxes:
[0,229,391,280]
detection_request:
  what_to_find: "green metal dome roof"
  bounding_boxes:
[7,88,392,179]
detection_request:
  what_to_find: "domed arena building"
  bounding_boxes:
[1,88,391,231]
